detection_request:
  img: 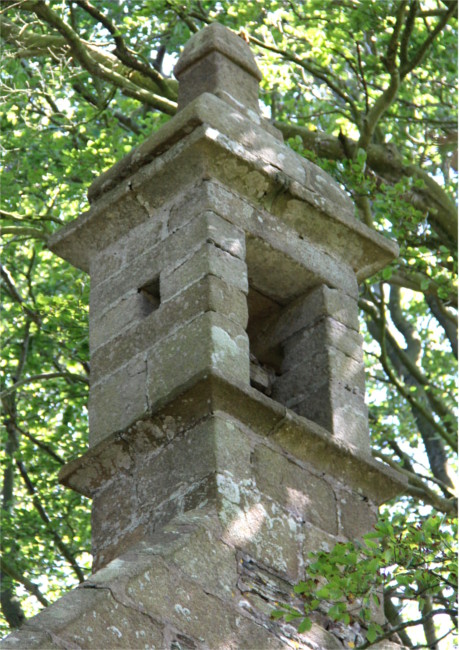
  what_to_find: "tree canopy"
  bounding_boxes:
[1,1,457,647]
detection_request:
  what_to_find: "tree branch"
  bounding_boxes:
[0,264,42,327]
[275,121,457,245]
[426,295,458,358]
[1,11,178,114]
[1,556,50,607]
[72,0,173,96]
[377,293,457,451]
[1,226,48,240]
[16,459,85,583]
[247,33,360,122]
[357,608,456,649]
[0,372,89,400]
[400,1,458,77]
[373,450,457,514]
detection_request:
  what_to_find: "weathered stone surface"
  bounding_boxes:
[26,22,407,650]
[147,311,250,410]
[89,353,147,445]
[0,585,164,649]
[282,318,364,367]
[274,348,366,405]
[169,525,239,600]
[219,489,303,580]
[91,273,248,365]
[337,488,378,539]
[0,630,56,648]
[91,473,137,552]
[174,22,262,113]
[292,384,369,451]
[136,423,216,511]
[161,241,248,300]
[252,444,338,535]
[302,523,341,562]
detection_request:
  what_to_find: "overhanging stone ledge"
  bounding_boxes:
[48,92,398,279]
[59,375,407,505]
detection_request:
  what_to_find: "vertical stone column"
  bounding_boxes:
[270,285,369,451]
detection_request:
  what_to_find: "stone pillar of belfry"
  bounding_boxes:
[1,23,407,650]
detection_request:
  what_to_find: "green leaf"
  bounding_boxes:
[298,617,313,634]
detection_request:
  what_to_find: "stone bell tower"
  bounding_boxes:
[2,23,406,649]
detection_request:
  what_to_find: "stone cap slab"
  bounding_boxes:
[48,93,398,281]
[174,23,262,113]
[59,374,407,505]
[174,23,262,82]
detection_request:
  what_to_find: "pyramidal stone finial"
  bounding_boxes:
[174,22,262,113]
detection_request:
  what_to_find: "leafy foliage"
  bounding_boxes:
[274,512,457,647]
[1,0,457,646]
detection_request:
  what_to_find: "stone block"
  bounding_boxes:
[170,525,239,600]
[0,585,165,650]
[89,287,155,352]
[169,179,253,234]
[213,416,253,482]
[219,490,302,580]
[91,474,136,552]
[90,241,163,318]
[89,353,147,446]
[136,420,216,511]
[89,211,166,286]
[175,23,262,112]
[255,285,360,354]
[282,317,364,367]
[64,587,164,649]
[90,273,248,366]
[122,202,170,265]
[252,444,338,535]
[337,489,378,539]
[273,347,366,404]
[161,242,248,301]
[246,235,318,304]
[166,209,246,265]
[245,226,358,303]
[293,385,369,451]
[302,523,339,563]
[178,51,261,113]
[147,311,250,409]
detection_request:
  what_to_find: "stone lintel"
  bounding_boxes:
[48,94,398,282]
[59,375,407,505]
